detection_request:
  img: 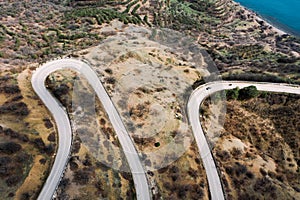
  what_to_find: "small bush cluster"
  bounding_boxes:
[226,85,259,100]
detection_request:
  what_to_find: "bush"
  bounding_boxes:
[216,150,230,161]
[0,156,12,166]
[105,77,116,84]
[226,87,239,100]
[73,169,90,185]
[2,85,20,94]
[58,178,69,189]
[47,132,55,142]
[187,168,198,178]
[245,171,254,179]
[44,144,55,155]
[158,166,168,174]
[231,147,242,158]
[53,84,69,97]
[0,142,22,154]
[15,152,30,163]
[3,128,19,138]
[120,171,132,181]
[69,161,78,171]
[238,86,259,100]
[254,177,276,193]
[20,193,30,200]
[0,102,29,116]
[104,68,113,74]
[233,162,247,177]
[6,175,22,187]
[43,118,53,129]
[32,138,45,152]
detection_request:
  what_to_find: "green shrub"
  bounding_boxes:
[226,87,239,100]
[238,86,259,100]
[131,4,141,15]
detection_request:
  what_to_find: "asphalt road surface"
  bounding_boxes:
[32,59,150,200]
[188,81,300,200]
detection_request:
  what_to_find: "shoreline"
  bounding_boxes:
[255,15,286,36]
[232,1,292,36]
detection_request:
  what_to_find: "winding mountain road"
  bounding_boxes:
[32,59,150,200]
[32,57,300,200]
[188,81,300,200]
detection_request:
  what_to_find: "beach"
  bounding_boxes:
[234,0,300,37]
[232,1,287,36]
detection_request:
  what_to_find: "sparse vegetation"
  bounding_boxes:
[46,70,136,199]
[0,0,299,199]
[0,0,299,84]
[0,69,57,199]
[201,92,300,199]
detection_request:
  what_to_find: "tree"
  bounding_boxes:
[6,175,22,187]
[0,142,22,154]
[53,84,69,99]
[47,132,55,142]
[238,86,259,100]
[32,138,45,152]
[73,169,90,185]
[226,87,239,100]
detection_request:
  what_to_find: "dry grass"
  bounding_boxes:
[201,92,300,199]
[0,65,56,199]
[153,141,209,199]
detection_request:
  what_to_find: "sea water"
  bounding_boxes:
[235,0,300,36]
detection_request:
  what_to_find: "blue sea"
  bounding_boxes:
[235,0,300,37]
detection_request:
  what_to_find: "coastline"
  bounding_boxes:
[232,0,289,36]
[255,15,286,35]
